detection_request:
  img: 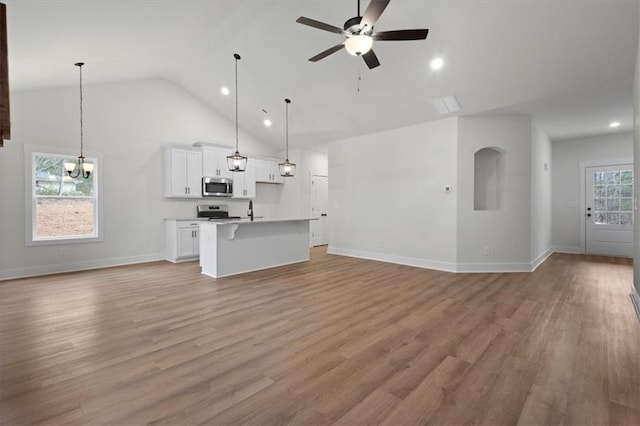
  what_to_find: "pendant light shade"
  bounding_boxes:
[279,98,296,177]
[64,62,93,179]
[227,53,247,172]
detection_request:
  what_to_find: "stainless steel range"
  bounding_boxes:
[196,204,241,220]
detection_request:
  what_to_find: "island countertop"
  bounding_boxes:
[202,217,316,225]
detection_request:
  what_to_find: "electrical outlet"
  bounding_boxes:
[483,246,490,256]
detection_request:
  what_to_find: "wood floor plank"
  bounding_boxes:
[0,249,637,425]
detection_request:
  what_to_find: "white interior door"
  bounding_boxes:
[311,175,328,246]
[585,164,634,257]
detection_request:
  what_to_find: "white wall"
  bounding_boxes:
[277,148,328,219]
[530,121,552,264]
[457,115,533,269]
[551,132,633,252]
[328,118,459,270]
[0,78,281,279]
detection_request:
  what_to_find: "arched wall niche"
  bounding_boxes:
[474,147,505,211]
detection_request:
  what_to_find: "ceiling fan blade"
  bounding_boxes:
[309,43,345,62]
[372,29,429,41]
[361,0,391,30]
[296,16,347,35]
[362,49,381,69]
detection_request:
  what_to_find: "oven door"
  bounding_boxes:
[202,177,233,197]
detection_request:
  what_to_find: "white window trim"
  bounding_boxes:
[24,144,104,246]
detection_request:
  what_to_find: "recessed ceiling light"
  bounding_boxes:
[430,57,444,70]
[263,118,272,127]
[220,86,230,96]
[609,121,621,128]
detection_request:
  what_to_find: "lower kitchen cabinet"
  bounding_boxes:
[165,220,201,262]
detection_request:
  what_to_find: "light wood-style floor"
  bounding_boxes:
[1,248,638,425]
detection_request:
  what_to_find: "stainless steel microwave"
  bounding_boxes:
[202,177,233,197]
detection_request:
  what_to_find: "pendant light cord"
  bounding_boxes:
[78,63,84,158]
[234,53,240,153]
[285,99,290,160]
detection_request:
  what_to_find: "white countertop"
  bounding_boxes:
[201,217,316,225]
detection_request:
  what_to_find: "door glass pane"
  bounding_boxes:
[594,185,606,197]
[593,169,633,226]
[607,212,620,225]
[620,212,633,225]
[605,171,620,184]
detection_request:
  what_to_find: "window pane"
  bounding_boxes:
[620,212,633,225]
[594,198,606,210]
[607,198,620,211]
[607,212,620,225]
[607,185,620,198]
[594,172,606,185]
[621,170,633,184]
[35,198,95,238]
[621,198,633,211]
[33,152,98,242]
[35,155,94,197]
[621,184,633,197]
[605,171,620,185]
[594,212,607,224]
[594,185,606,198]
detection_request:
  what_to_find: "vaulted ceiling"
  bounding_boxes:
[5,0,638,151]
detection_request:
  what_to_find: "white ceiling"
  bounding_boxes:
[5,0,638,151]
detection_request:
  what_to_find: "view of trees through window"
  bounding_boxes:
[34,154,96,239]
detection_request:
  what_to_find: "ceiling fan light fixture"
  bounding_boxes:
[345,34,373,56]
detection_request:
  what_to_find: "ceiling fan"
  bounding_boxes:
[296,0,429,69]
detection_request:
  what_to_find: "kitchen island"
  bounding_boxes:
[199,218,314,278]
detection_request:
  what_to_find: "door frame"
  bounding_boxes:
[579,157,633,253]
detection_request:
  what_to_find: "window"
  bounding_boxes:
[593,169,634,225]
[25,145,102,245]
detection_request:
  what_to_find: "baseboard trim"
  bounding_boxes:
[631,286,640,324]
[551,246,582,254]
[531,248,554,272]
[455,262,533,273]
[328,246,557,274]
[0,253,165,281]
[327,247,458,273]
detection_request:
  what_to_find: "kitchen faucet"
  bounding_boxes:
[248,200,254,221]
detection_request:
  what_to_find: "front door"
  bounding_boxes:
[585,164,634,257]
[311,175,328,246]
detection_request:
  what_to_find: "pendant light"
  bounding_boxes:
[64,62,93,179]
[279,98,296,177]
[227,53,247,172]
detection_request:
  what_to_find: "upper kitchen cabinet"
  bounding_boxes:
[164,146,202,198]
[199,144,233,179]
[233,158,256,199]
[255,158,284,184]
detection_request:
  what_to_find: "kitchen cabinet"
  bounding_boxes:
[201,145,233,179]
[165,220,201,262]
[232,158,256,198]
[256,159,284,184]
[164,146,202,198]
